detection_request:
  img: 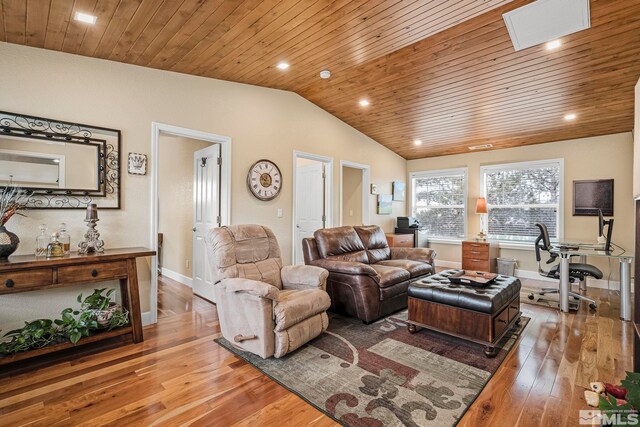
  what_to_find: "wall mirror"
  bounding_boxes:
[0,111,120,209]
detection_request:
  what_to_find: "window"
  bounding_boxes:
[410,168,467,239]
[481,160,563,241]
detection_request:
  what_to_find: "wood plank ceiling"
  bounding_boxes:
[1,0,639,159]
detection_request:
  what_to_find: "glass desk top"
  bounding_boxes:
[550,243,632,259]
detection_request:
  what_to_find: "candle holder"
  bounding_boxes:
[78,204,104,255]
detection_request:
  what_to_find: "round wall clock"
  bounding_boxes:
[247,159,282,201]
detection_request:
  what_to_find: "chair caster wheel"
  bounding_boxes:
[573,296,580,300]
[528,294,534,300]
[589,303,597,310]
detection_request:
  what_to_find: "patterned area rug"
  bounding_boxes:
[216,310,529,426]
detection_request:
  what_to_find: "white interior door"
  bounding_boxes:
[295,162,326,264]
[193,145,220,302]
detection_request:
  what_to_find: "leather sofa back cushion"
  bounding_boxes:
[355,225,391,264]
[314,226,368,264]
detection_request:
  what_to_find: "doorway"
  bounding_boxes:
[340,161,370,226]
[292,151,333,265]
[150,123,231,325]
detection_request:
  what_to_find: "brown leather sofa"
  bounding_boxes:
[302,225,436,323]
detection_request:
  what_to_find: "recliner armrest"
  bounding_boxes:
[221,278,280,300]
[310,259,379,278]
[281,265,329,291]
[390,247,436,265]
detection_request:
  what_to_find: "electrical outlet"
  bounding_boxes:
[349,209,353,217]
[277,208,283,218]
[186,260,190,269]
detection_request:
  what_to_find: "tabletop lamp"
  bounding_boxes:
[476,197,488,239]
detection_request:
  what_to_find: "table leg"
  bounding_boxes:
[579,255,587,292]
[559,254,570,312]
[126,258,144,342]
[620,257,632,322]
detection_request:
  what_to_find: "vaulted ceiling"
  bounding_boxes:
[1,0,639,159]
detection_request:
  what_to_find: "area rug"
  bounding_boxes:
[216,310,530,427]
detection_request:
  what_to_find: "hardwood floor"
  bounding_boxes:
[0,276,632,426]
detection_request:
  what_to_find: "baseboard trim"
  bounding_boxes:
[141,311,154,326]
[436,260,631,291]
[161,268,192,288]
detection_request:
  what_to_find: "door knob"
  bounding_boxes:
[192,227,196,232]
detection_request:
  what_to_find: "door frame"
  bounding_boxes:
[339,160,370,226]
[149,122,231,325]
[292,150,333,265]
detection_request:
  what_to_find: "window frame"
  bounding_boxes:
[409,167,468,242]
[479,159,564,243]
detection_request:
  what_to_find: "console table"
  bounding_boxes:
[0,247,155,371]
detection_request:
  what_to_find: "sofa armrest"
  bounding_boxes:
[281,265,329,291]
[310,259,379,278]
[221,278,280,300]
[390,247,437,265]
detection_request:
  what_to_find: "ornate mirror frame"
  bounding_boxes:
[0,111,120,209]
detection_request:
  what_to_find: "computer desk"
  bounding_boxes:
[550,245,633,321]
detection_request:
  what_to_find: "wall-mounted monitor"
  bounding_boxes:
[573,179,614,216]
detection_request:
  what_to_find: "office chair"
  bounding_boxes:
[529,223,602,310]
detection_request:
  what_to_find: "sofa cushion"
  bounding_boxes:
[369,264,410,288]
[355,225,391,264]
[379,281,409,301]
[274,289,331,332]
[376,259,433,278]
[314,226,368,264]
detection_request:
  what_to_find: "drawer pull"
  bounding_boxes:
[510,305,518,310]
[5,279,14,288]
[91,269,99,278]
[497,319,507,324]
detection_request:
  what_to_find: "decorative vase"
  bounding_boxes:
[0,225,19,261]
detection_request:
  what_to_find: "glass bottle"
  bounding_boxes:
[46,232,64,258]
[35,224,48,257]
[57,223,71,255]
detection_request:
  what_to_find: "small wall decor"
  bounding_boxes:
[128,153,147,175]
[247,159,282,201]
[370,184,378,195]
[392,181,406,202]
[573,179,614,216]
[377,194,392,215]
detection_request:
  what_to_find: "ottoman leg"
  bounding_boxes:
[408,323,418,334]
[483,346,499,358]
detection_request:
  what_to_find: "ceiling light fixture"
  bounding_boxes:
[546,39,562,50]
[276,62,290,70]
[74,11,97,24]
[413,139,422,146]
[320,70,331,79]
[359,99,370,107]
[564,113,577,121]
[468,144,493,151]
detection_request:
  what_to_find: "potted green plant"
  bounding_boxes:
[54,308,98,344]
[78,288,122,327]
[0,319,60,355]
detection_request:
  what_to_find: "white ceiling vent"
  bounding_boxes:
[503,0,590,51]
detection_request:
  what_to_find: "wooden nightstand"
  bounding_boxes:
[462,240,499,272]
[386,233,414,248]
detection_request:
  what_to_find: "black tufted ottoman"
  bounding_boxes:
[407,269,522,357]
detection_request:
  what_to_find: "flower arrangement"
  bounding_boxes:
[0,186,33,226]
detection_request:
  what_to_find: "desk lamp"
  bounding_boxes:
[476,197,488,239]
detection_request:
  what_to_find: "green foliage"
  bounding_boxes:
[54,308,98,344]
[0,319,59,355]
[0,288,129,354]
[599,371,640,426]
[78,288,115,311]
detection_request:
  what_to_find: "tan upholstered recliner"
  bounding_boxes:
[205,224,331,358]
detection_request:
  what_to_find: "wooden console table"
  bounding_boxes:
[0,247,155,371]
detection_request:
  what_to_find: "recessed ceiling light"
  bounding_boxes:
[564,113,577,121]
[74,11,97,24]
[359,99,370,107]
[319,70,331,79]
[546,39,562,50]
[276,62,290,70]
[413,139,422,146]
[469,144,493,151]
